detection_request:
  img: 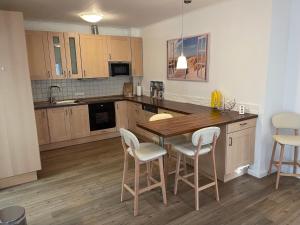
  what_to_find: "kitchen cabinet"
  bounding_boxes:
[48,32,68,79]
[131,37,143,76]
[107,36,131,62]
[35,109,50,145]
[64,32,82,79]
[80,34,109,78]
[47,107,71,142]
[47,105,90,143]
[115,101,128,130]
[198,118,257,182]
[69,105,90,139]
[0,11,41,187]
[26,31,51,80]
[226,123,256,174]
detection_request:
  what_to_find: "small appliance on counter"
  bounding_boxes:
[123,82,133,97]
[150,81,164,100]
[136,83,142,96]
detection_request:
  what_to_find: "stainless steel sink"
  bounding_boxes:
[55,99,79,105]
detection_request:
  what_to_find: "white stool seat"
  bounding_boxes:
[128,143,167,162]
[273,135,300,146]
[173,142,212,157]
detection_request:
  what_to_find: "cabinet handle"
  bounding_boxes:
[229,137,233,146]
[47,71,51,78]
[83,70,86,77]
[68,70,71,78]
[63,70,66,78]
[240,122,247,126]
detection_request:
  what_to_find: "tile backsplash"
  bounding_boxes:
[31,76,136,102]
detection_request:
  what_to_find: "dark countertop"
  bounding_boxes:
[34,95,258,130]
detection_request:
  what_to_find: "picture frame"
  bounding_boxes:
[167,33,209,82]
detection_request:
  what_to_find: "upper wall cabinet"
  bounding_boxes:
[26,31,83,80]
[131,37,143,76]
[80,34,109,78]
[48,32,68,79]
[26,31,51,80]
[107,36,131,62]
[64,33,83,79]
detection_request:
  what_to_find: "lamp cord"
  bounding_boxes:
[181,0,184,55]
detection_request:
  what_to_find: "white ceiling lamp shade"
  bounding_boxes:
[80,13,103,23]
[176,0,188,70]
[177,54,188,69]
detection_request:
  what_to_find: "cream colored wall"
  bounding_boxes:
[141,0,297,178]
[142,0,272,114]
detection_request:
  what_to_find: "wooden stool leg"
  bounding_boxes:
[211,150,219,202]
[194,156,199,211]
[158,157,167,205]
[146,162,151,187]
[183,155,188,175]
[294,146,298,174]
[276,144,285,190]
[268,141,277,175]
[134,159,140,216]
[174,152,182,195]
[121,153,128,202]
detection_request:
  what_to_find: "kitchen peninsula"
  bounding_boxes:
[34,95,257,182]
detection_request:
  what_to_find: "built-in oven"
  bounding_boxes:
[88,102,116,131]
[109,62,131,76]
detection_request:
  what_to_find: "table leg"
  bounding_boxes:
[159,136,168,187]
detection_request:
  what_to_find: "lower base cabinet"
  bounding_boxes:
[35,109,50,145]
[47,107,72,142]
[198,119,257,182]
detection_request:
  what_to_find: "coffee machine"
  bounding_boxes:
[150,81,164,100]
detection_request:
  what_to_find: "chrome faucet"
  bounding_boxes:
[49,85,61,104]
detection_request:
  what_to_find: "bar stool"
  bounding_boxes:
[120,128,167,216]
[268,112,300,189]
[149,113,188,176]
[173,127,220,210]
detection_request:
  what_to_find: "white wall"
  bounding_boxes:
[142,0,273,177]
[142,0,272,113]
[24,20,141,36]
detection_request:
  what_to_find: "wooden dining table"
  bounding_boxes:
[137,109,258,179]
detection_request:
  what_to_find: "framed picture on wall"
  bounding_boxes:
[167,33,209,82]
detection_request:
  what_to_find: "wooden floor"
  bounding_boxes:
[0,138,300,225]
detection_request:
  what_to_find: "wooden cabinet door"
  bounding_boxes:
[48,32,68,79]
[115,101,128,130]
[0,11,41,178]
[226,127,256,174]
[64,32,82,79]
[107,36,131,61]
[69,105,90,139]
[47,107,71,142]
[26,30,51,80]
[34,109,50,145]
[131,37,143,76]
[80,34,109,78]
[127,101,138,132]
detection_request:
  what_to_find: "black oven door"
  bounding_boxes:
[88,102,116,131]
[110,62,130,76]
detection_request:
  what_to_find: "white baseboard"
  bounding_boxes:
[247,168,269,178]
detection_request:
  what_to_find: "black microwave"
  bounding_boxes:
[109,62,131,76]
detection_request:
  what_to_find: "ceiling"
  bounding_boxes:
[0,0,227,27]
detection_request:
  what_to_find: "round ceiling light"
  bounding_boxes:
[80,13,103,23]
